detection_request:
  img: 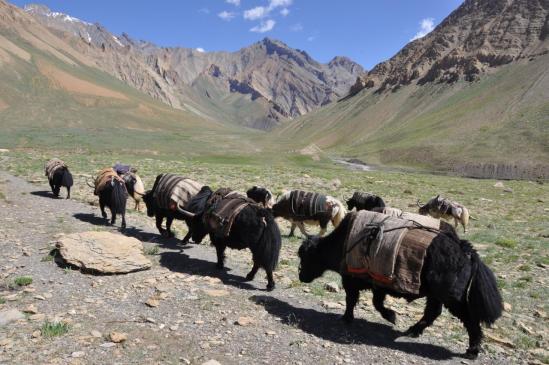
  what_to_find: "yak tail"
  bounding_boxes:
[111,181,128,215]
[62,169,73,188]
[468,253,503,325]
[255,208,282,272]
[330,197,347,228]
[461,207,470,227]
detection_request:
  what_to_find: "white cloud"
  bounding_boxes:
[290,23,303,31]
[411,18,435,41]
[244,6,268,20]
[226,0,240,6]
[307,36,315,42]
[243,0,293,20]
[218,10,237,21]
[196,47,205,53]
[250,19,276,33]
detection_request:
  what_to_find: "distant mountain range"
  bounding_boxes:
[23,4,364,130]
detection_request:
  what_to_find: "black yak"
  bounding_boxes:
[346,191,385,211]
[272,190,346,237]
[44,158,73,199]
[298,212,502,359]
[113,164,145,211]
[90,168,128,229]
[246,186,275,208]
[178,187,281,290]
[142,173,203,243]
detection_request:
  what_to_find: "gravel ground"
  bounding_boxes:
[0,170,515,364]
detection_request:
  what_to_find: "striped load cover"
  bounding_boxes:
[153,174,202,210]
[344,210,437,295]
[290,190,327,217]
[205,190,256,237]
[381,207,440,229]
[94,168,122,195]
[44,158,66,180]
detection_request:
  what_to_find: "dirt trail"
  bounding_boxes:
[0,170,510,364]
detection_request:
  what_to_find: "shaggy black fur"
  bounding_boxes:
[246,186,272,207]
[98,179,128,229]
[346,192,385,211]
[297,214,502,359]
[48,167,73,199]
[142,175,204,244]
[187,187,282,290]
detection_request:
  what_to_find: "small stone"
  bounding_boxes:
[324,282,340,293]
[403,189,413,194]
[485,333,515,348]
[503,187,513,193]
[331,179,342,188]
[145,317,156,323]
[23,304,38,314]
[29,313,46,321]
[145,298,160,308]
[534,309,546,319]
[194,320,204,325]
[503,302,512,312]
[169,325,178,331]
[100,342,116,348]
[34,295,46,301]
[235,316,254,326]
[0,338,13,347]
[32,330,41,338]
[109,332,127,343]
[265,330,276,336]
[71,351,85,358]
[494,181,504,188]
[202,360,221,365]
[302,287,311,293]
[0,309,25,326]
[90,330,102,338]
[321,301,343,309]
[203,289,229,297]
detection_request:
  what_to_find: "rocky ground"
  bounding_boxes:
[0,169,537,364]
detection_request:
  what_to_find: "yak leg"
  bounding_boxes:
[341,276,360,323]
[214,243,226,269]
[110,207,116,226]
[66,186,71,199]
[288,222,297,237]
[463,315,483,359]
[134,200,140,211]
[265,267,275,291]
[120,213,126,230]
[403,296,442,337]
[181,224,192,244]
[372,289,396,324]
[296,222,309,237]
[100,201,107,220]
[49,179,54,194]
[156,215,167,237]
[245,262,260,281]
[165,216,175,238]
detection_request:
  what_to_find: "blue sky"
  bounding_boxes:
[11,0,463,69]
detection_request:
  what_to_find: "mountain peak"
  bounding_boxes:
[24,3,91,25]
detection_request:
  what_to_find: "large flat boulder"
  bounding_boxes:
[55,231,151,274]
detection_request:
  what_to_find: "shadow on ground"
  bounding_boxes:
[160,250,270,292]
[251,295,462,361]
[30,190,59,199]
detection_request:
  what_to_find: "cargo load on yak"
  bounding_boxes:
[344,210,440,295]
[94,168,123,195]
[379,207,441,229]
[152,174,203,211]
[44,158,67,180]
[204,189,258,237]
[290,190,327,217]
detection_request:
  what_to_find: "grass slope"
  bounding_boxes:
[276,55,549,172]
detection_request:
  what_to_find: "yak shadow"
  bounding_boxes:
[31,190,59,199]
[251,295,461,361]
[160,250,266,291]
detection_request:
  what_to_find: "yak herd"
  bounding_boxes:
[43,159,502,359]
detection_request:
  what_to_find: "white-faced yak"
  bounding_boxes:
[298,211,502,359]
[44,158,73,199]
[273,190,346,237]
[418,195,470,233]
[346,191,385,211]
[142,173,203,243]
[246,186,275,208]
[113,164,145,211]
[91,168,128,229]
[178,187,281,290]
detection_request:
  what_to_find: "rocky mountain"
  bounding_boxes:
[350,0,549,95]
[279,0,549,179]
[23,4,365,129]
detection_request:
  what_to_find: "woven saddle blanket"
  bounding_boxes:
[381,207,440,229]
[205,189,256,237]
[344,210,437,295]
[153,174,202,211]
[290,190,327,217]
[44,158,67,180]
[94,168,123,195]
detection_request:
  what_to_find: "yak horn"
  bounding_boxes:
[416,199,423,207]
[176,205,195,218]
[134,191,145,196]
[86,179,95,188]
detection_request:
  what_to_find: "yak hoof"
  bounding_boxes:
[402,326,422,338]
[464,348,479,360]
[266,282,275,291]
[161,230,169,238]
[102,213,107,219]
[168,231,175,238]
[245,273,255,281]
[216,262,224,270]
